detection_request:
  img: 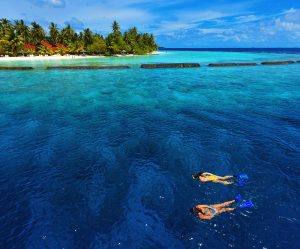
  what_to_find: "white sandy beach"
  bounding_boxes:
[0,55,103,62]
[0,52,164,62]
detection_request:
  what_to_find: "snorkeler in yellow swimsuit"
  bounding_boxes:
[192,172,235,185]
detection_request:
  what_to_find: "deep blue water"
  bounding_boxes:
[161,48,300,54]
[0,51,300,249]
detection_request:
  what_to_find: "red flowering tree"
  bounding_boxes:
[37,41,54,55]
[53,43,68,55]
[23,43,36,55]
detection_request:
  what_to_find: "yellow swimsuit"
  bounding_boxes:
[206,175,219,182]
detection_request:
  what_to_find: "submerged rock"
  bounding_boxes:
[0,67,33,70]
[261,61,295,65]
[141,63,200,68]
[208,63,257,67]
[46,66,130,70]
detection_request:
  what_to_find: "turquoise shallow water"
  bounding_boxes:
[0,51,300,249]
[0,50,299,68]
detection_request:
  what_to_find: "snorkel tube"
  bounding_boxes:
[192,172,204,179]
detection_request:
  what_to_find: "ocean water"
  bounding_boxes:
[0,51,300,249]
[161,48,300,54]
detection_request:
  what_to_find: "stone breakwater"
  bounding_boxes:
[0,67,34,70]
[208,63,257,67]
[261,61,295,65]
[141,63,200,68]
[0,60,299,70]
[46,66,130,70]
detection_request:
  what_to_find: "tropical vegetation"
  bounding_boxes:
[0,19,158,56]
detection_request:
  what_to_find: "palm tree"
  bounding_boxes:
[0,39,11,55]
[112,21,120,34]
[105,21,126,54]
[9,33,24,55]
[15,20,31,43]
[49,22,60,44]
[0,18,13,39]
[31,22,46,44]
[67,40,84,54]
[61,24,76,45]
[124,27,138,53]
[148,34,158,50]
[83,28,93,46]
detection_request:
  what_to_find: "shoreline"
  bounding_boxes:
[0,52,164,62]
[0,55,102,62]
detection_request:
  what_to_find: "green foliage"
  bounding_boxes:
[0,39,10,55]
[55,46,68,55]
[0,19,158,56]
[49,22,60,44]
[31,22,46,45]
[86,35,106,55]
[9,34,24,56]
[83,28,94,47]
[67,41,84,55]
[15,20,31,43]
[61,24,77,44]
[37,44,54,56]
[23,47,36,55]
[0,18,13,39]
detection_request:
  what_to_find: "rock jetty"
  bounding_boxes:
[261,61,295,65]
[46,66,130,70]
[208,63,257,67]
[141,63,200,68]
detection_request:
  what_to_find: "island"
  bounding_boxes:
[0,19,158,58]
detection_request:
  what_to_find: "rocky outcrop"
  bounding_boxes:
[141,63,200,68]
[261,61,295,65]
[0,67,33,70]
[46,66,130,70]
[208,63,257,67]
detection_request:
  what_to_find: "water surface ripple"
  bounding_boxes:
[0,51,300,249]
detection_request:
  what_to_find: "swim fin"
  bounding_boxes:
[236,181,246,187]
[235,194,242,202]
[236,174,249,180]
[237,201,254,209]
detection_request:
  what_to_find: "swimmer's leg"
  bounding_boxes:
[218,175,234,180]
[223,180,234,185]
[214,200,235,208]
[214,179,234,185]
[218,207,236,214]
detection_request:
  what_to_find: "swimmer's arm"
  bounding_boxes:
[196,205,211,209]
[200,178,210,182]
[196,205,216,215]
[198,211,215,220]
[202,172,213,176]
[199,214,214,220]
[201,205,217,214]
